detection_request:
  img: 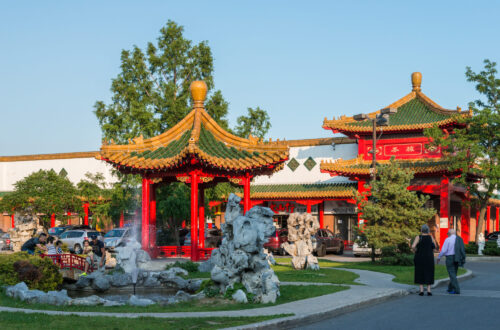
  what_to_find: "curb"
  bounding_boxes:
[467,256,500,262]
[431,269,473,289]
[224,289,408,330]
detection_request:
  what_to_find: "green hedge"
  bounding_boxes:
[465,242,478,254]
[483,241,500,256]
[0,252,62,291]
[380,245,414,266]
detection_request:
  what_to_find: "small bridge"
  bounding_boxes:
[41,254,96,273]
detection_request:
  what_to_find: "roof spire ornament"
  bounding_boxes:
[412,72,422,92]
[190,80,207,108]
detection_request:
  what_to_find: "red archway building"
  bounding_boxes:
[97,81,289,260]
[320,72,477,247]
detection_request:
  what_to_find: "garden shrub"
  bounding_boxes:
[483,241,500,256]
[198,279,219,298]
[166,261,199,273]
[380,244,414,266]
[0,252,62,291]
[465,242,478,255]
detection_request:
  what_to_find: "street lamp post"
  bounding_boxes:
[353,108,397,183]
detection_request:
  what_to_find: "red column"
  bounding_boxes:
[199,187,205,248]
[243,174,251,214]
[460,200,470,244]
[190,172,199,261]
[149,184,157,252]
[83,202,89,226]
[50,214,55,227]
[306,203,312,213]
[439,177,450,248]
[357,180,367,228]
[495,206,500,231]
[141,178,150,252]
[486,206,491,234]
[319,201,324,229]
[11,214,15,228]
[67,211,71,225]
[119,212,124,228]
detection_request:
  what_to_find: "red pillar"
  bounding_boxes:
[460,200,470,244]
[319,201,324,229]
[439,177,450,248]
[486,206,491,234]
[357,180,367,228]
[149,184,157,252]
[190,172,199,261]
[67,211,71,225]
[51,214,55,228]
[306,203,312,213]
[199,187,205,248]
[11,214,15,228]
[243,173,251,214]
[141,178,150,252]
[119,212,124,228]
[495,206,500,231]
[83,202,89,226]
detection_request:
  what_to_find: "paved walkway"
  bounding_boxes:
[0,266,413,319]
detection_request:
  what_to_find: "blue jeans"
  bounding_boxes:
[22,249,34,255]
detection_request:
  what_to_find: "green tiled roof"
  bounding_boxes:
[233,182,357,199]
[198,124,259,159]
[131,130,192,159]
[347,98,450,127]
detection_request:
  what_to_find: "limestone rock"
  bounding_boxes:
[282,213,320,270]
[128,294,154,306]
[209,193,280,303]
[92,275,111,292]
[109,273,132,287]
[103,300,125,307]
[69,295,107,306]
[8,215,44,252]
[143,275,161,287]
[232,289,248,303]
[6,282,29,297]
[37,290,71,306]
[75,275,92,288]
[115,238,151,274]
[198,259,214,273]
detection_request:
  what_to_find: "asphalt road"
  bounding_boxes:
[297,261,500,330]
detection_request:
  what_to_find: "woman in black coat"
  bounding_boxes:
[412,224,437,296]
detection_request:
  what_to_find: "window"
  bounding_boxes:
[60,232,69,239]
[70,232,84,238]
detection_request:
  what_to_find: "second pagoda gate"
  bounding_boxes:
[98,81,289,261]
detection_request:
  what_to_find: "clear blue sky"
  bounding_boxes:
[1,0,499,155]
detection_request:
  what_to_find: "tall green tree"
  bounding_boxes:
[357,160,436,261]
[0,170,81,229]
[235,107,271,139]
[94,20,229,143]
[425,59,500,242]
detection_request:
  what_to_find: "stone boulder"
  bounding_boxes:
[69,295,107,306]
[92,275,111,292]
[109,273,132,287]
[198,259,214,273]
[37,290,72,306]
[128,295,154,306]
[232,289,248,303]
[75,275,92,289]
[282,213,320,270]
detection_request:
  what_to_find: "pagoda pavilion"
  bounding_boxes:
[97,81,289,260]
[320,72,478,246]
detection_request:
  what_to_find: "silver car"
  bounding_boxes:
[59,230,103,253]
[103,228,132,251]
[0,233,12,251]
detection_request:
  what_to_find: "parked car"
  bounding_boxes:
[183,228,223,248]
[486,231,500,242]
[313,229,344,256]
[48,226,72,238]
[0,233,12,251]
[264,228,288,255]
[353,235,381,257]
[59,229,103,254]
[103,228,133,251]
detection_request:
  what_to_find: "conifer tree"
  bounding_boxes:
[357,159,436,260]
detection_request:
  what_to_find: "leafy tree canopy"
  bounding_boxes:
[356,159,436,260]
[0,170,81,228]
[425,59,500,241]
[94,20,229,143]
[235,107,271,139]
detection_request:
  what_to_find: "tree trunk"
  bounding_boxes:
[371,246,376,262]
[475,205,487,243]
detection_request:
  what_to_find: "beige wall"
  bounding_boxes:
[324,214,334,232]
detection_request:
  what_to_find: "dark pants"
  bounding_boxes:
[21,249,34,255]
[446,255,460,293]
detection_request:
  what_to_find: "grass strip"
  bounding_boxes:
[0,285,348,313]
[271,264,359,284]
[0,311,291,329]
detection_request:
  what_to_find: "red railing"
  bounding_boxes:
[157,246,215,260]
[41,254,95,273]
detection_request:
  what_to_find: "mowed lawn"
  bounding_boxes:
[0,312,290,330]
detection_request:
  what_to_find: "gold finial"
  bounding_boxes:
[190,80,207,108]
[412,72,422,91]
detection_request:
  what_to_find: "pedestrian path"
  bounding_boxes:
[0,266,411,321]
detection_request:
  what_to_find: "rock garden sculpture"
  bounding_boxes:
[209,193,280,303]
[282,213,320,270]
